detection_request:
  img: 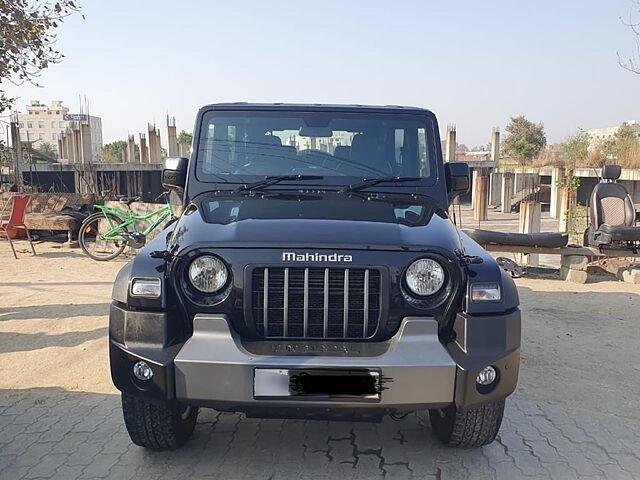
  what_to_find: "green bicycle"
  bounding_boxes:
[79,192,177,261]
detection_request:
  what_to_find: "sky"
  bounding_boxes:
[3,0,640,149]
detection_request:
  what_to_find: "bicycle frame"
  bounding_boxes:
[94,201,175,241]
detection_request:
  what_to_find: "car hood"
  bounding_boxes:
[169,208,463,253]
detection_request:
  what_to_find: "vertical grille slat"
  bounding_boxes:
[252,266,381,340]
[343,269,349,337]
[323,268,329,338]
[263,268,269,337]
[303,268,309,337]
[283,268,289,337]
[363,269,369,338]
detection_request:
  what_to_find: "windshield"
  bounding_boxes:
[196,110,436,186]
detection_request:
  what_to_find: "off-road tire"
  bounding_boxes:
[429,399,505,447]
[79,213,128,261]
[121,393,198,450]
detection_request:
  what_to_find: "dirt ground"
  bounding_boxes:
[1,240,638,420]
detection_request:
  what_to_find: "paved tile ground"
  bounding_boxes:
[1,213,640,479]
[1,388,639,480]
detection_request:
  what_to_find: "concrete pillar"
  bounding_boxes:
[179,142,189,157]
[517,201,541,267]
[550,166,565,219]
[147,124,161,164]
[445,125,456,163]
[71,125,81,164]
[471,169,478,206]
[57,138,64,160]
[473,175,489,222]
[126,134,136,163]
[490,128,500,166]
[501,172,514,213]
[9,117,23,190]
[558,187,577,233]
[80,122,92,164]
[489,172,502,206]
[139,134,148,164]
[167,116,178,157]
[155,128,162,161]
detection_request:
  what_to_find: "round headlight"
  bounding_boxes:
[188,255,228,293]
[405,258,445,296]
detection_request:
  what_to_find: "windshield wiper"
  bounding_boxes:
[339,176,421,194]
[233,175,324,193]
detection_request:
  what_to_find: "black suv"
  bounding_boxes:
[109,103,520,450]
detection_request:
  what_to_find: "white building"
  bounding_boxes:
[587,121,640,148]
[17,100,103,162]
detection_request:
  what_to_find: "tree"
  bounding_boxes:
[562,129,590,166]
[102,140,139,163]
[619,0,640,74]
[177,130,192,146]
[36,141,57,158]
[0,1,81,114]
[502,115,547,166]
[611,122,639,162]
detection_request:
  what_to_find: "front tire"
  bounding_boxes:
[121,393,198,450]
[429,399,505,447]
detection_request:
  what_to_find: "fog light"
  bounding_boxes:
[476,366,497,386]
[133,361,153,381]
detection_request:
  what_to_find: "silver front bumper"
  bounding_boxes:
[174,314,456,408]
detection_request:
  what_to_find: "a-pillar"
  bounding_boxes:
[490,128,500,167]
[445,125,456,163]
[167,116,178,157]
[139,134,148,164]
[489,172,502,206]
[516,201,541,267]
[550,166,565,219]
[473,175,489,222]
[500,172,514,213]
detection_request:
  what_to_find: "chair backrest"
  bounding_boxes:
[6,195,31,226]
[589,166,635,228]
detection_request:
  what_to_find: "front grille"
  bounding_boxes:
[251,267,381,339]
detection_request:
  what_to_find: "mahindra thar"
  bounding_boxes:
[110,103,521,450]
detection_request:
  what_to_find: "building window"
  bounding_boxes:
[59,121,65,128]
[19,122,24,128]
[27,122,33,129]
[39,133,45,140]
[38,121,45,129]
[52,133,57,141]
[51,121,57,128]
[20,133,26,141]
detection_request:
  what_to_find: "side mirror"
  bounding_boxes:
[162,157,188,193]
[445,162,470,202]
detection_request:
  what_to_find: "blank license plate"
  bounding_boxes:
[254,368,380,399]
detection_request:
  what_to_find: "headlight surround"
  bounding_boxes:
[188,255,228,293]
[405,258,446,296]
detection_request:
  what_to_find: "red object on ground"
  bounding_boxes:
[1,194,36,258]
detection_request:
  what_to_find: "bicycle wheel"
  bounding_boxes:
[79,213,129,261]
